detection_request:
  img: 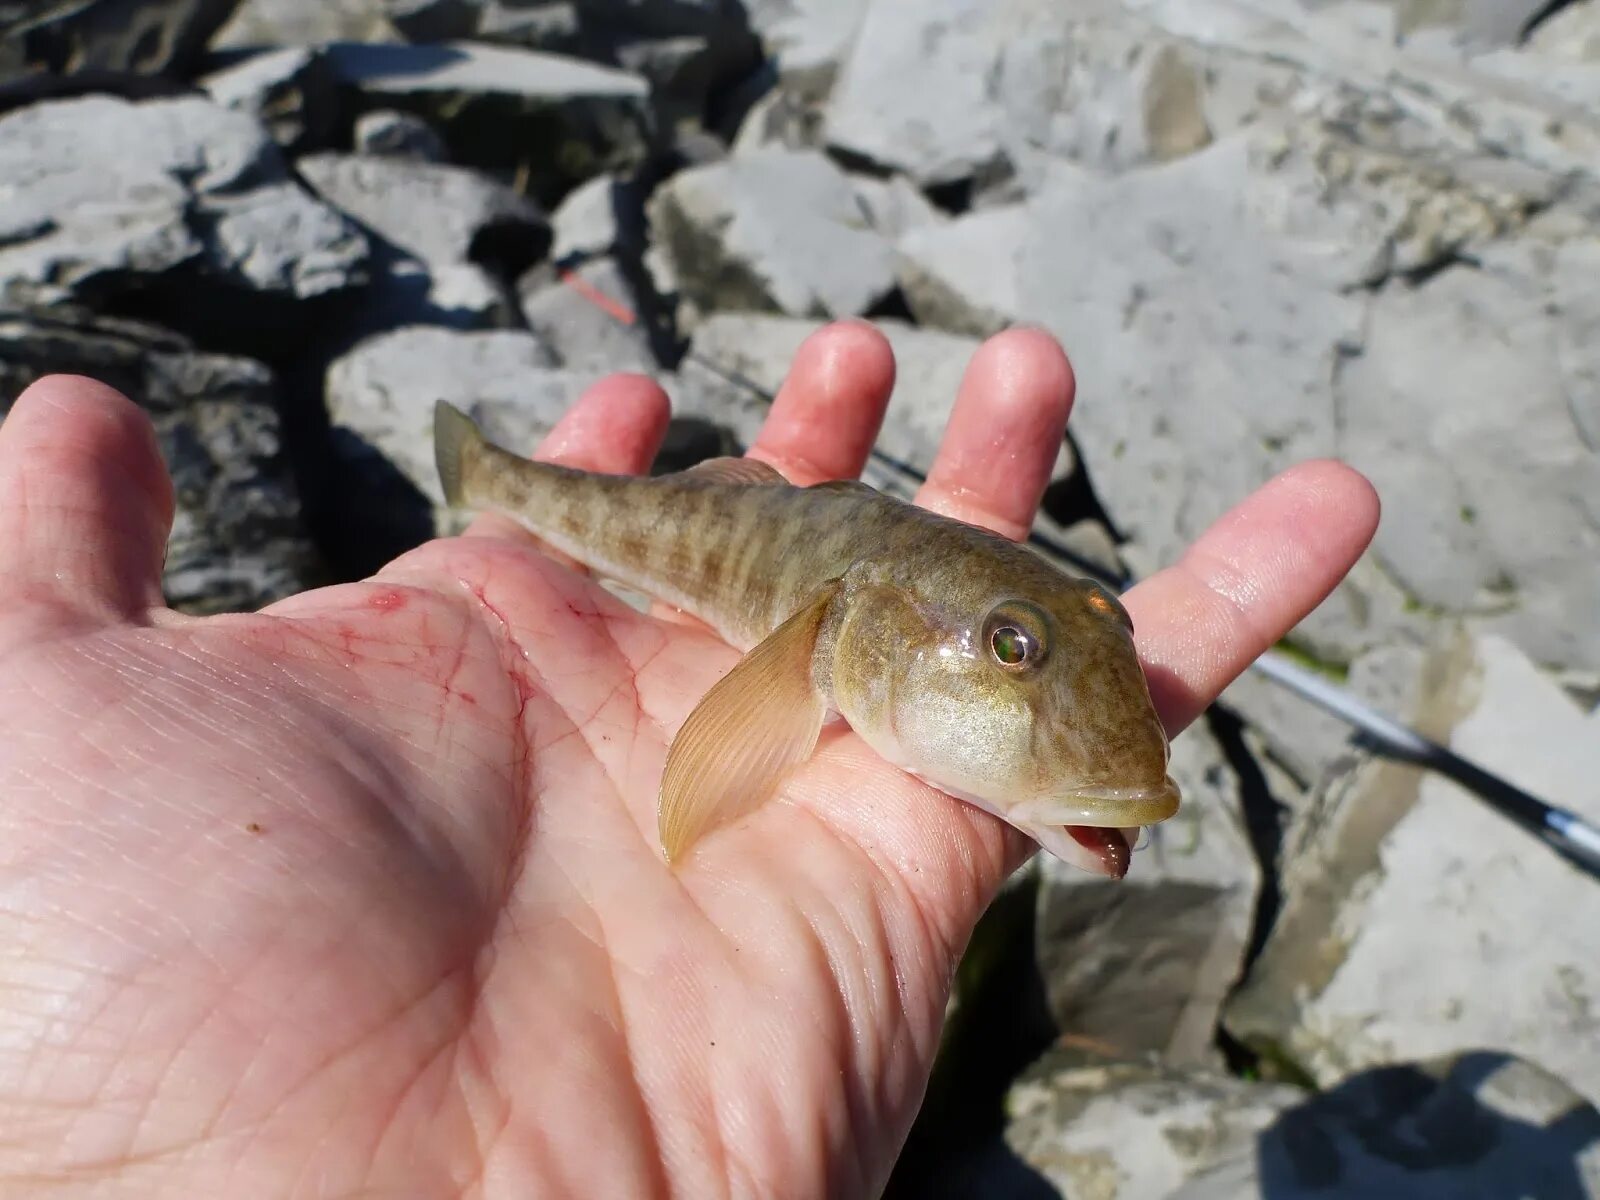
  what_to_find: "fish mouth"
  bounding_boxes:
[1018,778,1182,828]
[1019,780,1180,879]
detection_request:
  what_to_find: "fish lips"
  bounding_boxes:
[1018,779,1182,828]
[1018,780,1181,879]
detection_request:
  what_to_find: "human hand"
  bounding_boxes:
[0,323,1378,1197]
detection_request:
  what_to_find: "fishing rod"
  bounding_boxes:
[584,286,1600,881]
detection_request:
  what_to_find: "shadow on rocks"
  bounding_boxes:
[884,868,1061,1199]
[1187,1051,1600,1200]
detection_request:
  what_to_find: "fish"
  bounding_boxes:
[433,401,1180,878]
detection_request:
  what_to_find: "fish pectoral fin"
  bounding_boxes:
[678,456,789,486]
[658,581,841,863]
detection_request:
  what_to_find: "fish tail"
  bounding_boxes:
[434,400,484,508]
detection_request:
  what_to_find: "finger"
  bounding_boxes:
[463,373,671,547]
[746,320,895,484]
[1123,459,1381,736]
[0,375,174,639]
[913,327,1075,540]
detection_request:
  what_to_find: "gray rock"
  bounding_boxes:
[201,45,339,151]
[475,2,582,51]
[362,257,519,332]
[893,116,1597,669]
[744,0,863,96]
[326,325,564,515]
[320,37,646,102]
[0,94,367,316]
[686,313,1082,486]
[1136,0,1600,183]
[1375,0,1553,51]
[729,83,826,154]
[206,180,371,299]
[352,109,448,161]
[548,172,633,263]
[823,0,1218,188]
[1220,641,1434,792]
[1,0,238,82]
[1525,0,1600,61]
[1228,633,1600,1106]
[1034,718,1263,1070]
[849,174,943,243]
[649,148,896,319]
[1172,1052,1600,1200]
[1004,1056,1303,1199]
[320,41,653,195]
[1336,251,1600,670]
[519,256,656,372]
[297,152,550,277]
[894,201,1029,337]
[0,310,320,614]
[211,0,396,47]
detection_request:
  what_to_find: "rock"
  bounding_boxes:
[0,94,367,346]
[2,0,239,83]
[211,0,396,47]
[1033,718,1263,1070]
[687,313,1079,484]
[892,116,1596,668]
[548,172,638,263]
[729,83,826,154]
[297,152,550,278]
[475,3,582,53]
[360,257,519,333]
[383,0,479,41]
[1227,633,1600,1106]
[0,310,320,613]
[1526,0,1600,61]
[1172,1052,1600,1200]
[1004,1056,1303,1199]
[326,325,564,515]
[519,257,656,371]
[468,0,759,126]
[822,0,1219,188]
[318,40,653,202]
[649,147,896,319]
[1336,248,1600,671]
[320,38,647,107]
[894,201,1029,337]
[352,109,448,161]
[201,45,339,151]
[743,0,863,96]
[850,174,943,243]
[1380,0,1552,51]
[1219,641,1434,793]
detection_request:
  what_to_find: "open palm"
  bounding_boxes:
[0,324,1378,1198]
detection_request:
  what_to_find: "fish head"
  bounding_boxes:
[830,571,1179,878]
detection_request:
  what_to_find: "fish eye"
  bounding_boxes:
[990,625,1035,666]
[983,602,1050,670]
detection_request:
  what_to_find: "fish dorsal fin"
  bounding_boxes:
[659,580,842,862]
[807,478,877,498]
[679,456,788,486]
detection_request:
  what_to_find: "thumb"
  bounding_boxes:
[0,375,175,648]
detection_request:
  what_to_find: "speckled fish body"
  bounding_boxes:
[435,402,1180,877]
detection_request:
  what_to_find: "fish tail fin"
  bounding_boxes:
[434,400,484,508]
